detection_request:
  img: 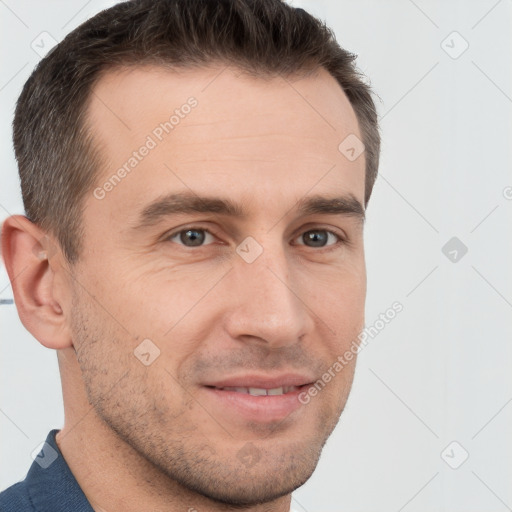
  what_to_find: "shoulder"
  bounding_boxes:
[0,480,35,511]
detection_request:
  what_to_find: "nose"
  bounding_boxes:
[222,242,314,349]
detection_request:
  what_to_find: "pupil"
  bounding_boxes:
[181,229,205,246]
[304,230,327,247]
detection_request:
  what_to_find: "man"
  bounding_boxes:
[0,0,380,510]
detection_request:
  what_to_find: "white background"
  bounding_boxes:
[1,1,511,510]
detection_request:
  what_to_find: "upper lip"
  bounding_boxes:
[203,373,315,389]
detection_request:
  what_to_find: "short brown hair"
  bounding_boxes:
[14,0,380,263]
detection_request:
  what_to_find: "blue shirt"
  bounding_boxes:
[0,429,94,511]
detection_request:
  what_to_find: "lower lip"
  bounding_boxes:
[202,386,309,423]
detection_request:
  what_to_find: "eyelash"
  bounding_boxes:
[163,226,348,250]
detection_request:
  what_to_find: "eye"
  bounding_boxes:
[167,228,216,247]
[295,229,342,248]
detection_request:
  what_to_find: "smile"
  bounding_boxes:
[212,386,300,396]
[201,376,315,423]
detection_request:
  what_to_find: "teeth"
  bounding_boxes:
[218,386,299,396]
[249,387,267,396]
[267,387,284,396]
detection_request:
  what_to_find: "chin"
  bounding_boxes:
[165,442,322,507]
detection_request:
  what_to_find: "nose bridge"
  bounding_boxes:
[224,240,312,345]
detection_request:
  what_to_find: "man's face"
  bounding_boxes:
[69,65,366,504]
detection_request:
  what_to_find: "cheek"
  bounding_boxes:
[303,271,366,379]
[304,264,366,323]
[130,271,227,350]
[79,257,212,337]
[72,287,192,422]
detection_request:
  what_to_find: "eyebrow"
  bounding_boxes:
[296,194,365,223]
[131,191,365,231]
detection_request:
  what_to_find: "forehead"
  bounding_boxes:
[85,64,365,223]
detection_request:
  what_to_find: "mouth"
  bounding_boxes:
[208,385,302,396]
[201,374,315,423]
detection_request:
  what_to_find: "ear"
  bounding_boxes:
[1,215,73,350]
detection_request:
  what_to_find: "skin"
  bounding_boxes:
[2,64,367,511]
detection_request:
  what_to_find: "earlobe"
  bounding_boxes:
[1,215,73,350]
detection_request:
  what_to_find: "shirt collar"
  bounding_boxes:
[26,429,94,512]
